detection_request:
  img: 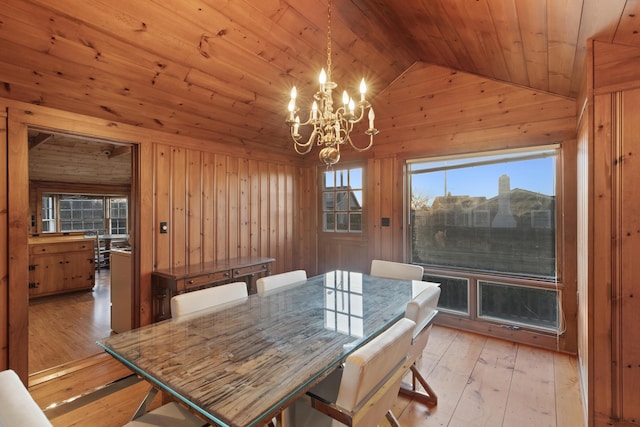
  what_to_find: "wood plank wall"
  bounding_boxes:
[0,108,7,370]
[583,40,640,427]
[0,98,311,381]
[373,62,577,159]
[151,144,299,273]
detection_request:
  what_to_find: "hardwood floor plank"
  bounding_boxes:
[29,270,112,374]
[555,351,586,427]
[48,380,161,427]
[448,337,517,427]
[398,328,487,426]
[503,344,557,427]
[30,354,134,410]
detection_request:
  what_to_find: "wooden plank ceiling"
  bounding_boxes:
[1,0,639,160]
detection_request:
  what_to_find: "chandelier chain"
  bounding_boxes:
[326,0,332,80]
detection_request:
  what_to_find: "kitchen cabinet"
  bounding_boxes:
[28,234,95,298]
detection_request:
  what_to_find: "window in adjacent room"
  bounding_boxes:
[109,198,128,235]
[41,195,56,232]
[408,146,561,333]
[41,194,128,235]
[59,196,105,231]
[322,166,363,232]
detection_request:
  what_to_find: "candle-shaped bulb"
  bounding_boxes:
[349,98,355,115]
[312,101,318,120]
[293,116,300,135]
[288,99,295,121]
[290,86,297,100]
[360,78,367,101]
[319,69,327,86]
[342,90,349,106]
[368,107,375,129]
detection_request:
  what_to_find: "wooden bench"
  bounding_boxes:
[0,369,52,426]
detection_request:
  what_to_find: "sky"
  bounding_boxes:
[410,157,555,205]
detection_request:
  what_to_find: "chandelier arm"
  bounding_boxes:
[294,130,319,154]
[292,127,318,149]
[297,114,315,127]
[346,130,375,152]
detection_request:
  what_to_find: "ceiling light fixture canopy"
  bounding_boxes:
[286,0,378,167]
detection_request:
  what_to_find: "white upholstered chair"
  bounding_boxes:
[170,281,248,318]
[0,369,52,427]
[400,285,441,406]
[370,259,424,281]
[256,269,307,295]
[283,317,416,427]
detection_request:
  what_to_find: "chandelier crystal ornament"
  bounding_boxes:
[286,0,378,167]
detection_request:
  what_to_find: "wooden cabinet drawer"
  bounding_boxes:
[233,263,269,278]
[30,242,93,254]
[177,270,230,291]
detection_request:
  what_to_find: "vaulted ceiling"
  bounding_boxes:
[1,0,638,156]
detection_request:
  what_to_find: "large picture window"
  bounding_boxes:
[409,146,560,332]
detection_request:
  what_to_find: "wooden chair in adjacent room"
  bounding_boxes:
[170,281,248,318]
[256,269,307,295]
[370,259,424,281]
[282,317,416,427]
[401,284,441,406]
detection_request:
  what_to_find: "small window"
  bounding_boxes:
[322,167,363,232]
[42,196,56,232]
[425,274,469,315]
[478,281,559,331]
[109,198,128,235]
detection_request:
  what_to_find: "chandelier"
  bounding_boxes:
[286,0,378,167]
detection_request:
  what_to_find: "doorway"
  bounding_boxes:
[26,130,135,375]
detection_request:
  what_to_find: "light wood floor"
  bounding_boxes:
[28,271,585,427]
[29,270,113,374]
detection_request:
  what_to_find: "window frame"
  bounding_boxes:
[320,165,364,234]
[38,193,129,235]
[406,145,565,336]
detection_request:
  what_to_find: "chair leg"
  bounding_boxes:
[385,410,402,427]
[399,364,437,407]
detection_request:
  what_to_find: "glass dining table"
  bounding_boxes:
[97,270,432,427]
